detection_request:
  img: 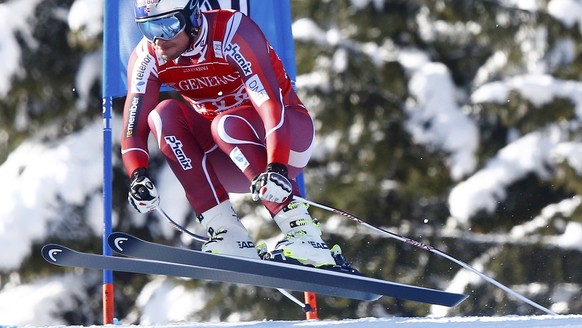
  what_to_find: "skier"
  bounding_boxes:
[122,0,338,268]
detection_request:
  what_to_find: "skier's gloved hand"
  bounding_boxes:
[128,167,160,213]
[251,162,292,203]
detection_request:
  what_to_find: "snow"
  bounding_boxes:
[448,129,556,225]
[68,0,103,40]
[0,273,100,326]
[471,74,582,119]
[0,0,43,97]
[88,315,582,328]
[549,220,582,251]
[4,315,582,328]
[0,122,106,270]
[1,0,582,327]
[133,277,209,324]
[548,0,582,33]
[403,59,479,180]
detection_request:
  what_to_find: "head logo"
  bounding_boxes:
[48,249,62,262]
[113,237,128,251]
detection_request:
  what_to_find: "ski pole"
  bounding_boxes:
[294,196,557,315]
[156,207,208,242]
[155,206,313,313]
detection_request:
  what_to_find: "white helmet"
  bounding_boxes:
[135,0,198,20]
[134,0,201,41]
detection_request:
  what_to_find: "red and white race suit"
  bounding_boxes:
[120,10,314,215]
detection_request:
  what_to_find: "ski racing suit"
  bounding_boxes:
[120,9,314,216]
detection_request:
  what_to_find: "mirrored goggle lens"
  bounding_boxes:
[138,13,186,42]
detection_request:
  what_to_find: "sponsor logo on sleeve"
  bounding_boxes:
[164,136,193,170]
[132,55,153,94]
[224,43,252,76]
[245,74,269,107]
[126,96,142,138]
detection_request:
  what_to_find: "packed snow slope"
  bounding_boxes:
[41,315,582,328]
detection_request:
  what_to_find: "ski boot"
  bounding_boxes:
[197,200,259,259]
[267,200,336,267]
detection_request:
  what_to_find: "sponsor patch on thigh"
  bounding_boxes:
[229,146,250,171]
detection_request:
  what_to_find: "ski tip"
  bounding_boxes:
[41,244,66,263]
[452,293,470,307]
[109,231,132,241]
[108,231,142,254]
[108,233,129,253]
[431,293,469,307]
[369,294,383,301]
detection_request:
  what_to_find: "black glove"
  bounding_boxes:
[250,163,292,203]
[128,168,160,213]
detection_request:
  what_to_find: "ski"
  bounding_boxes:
[42,243,380,301]
[106,232,467,307]
[41,234,467,306]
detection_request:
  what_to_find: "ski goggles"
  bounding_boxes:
[137,11,187,42]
